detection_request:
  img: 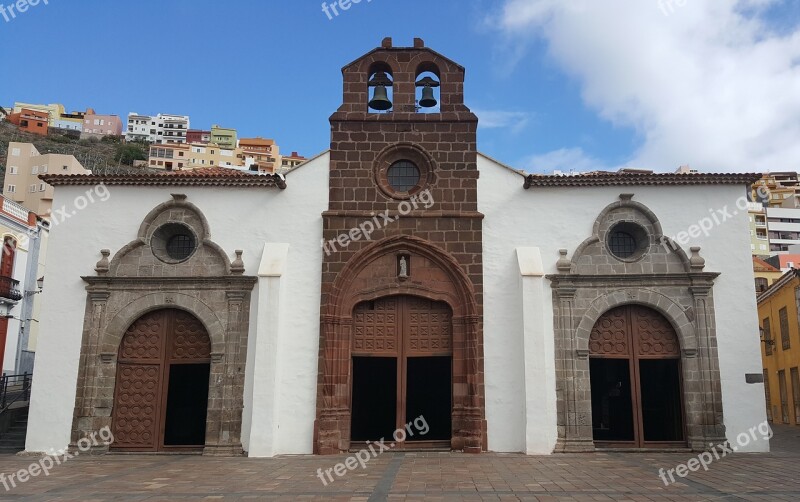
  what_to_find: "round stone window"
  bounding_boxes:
[386,160,421,193]
[152,223,198,263]
[607,222,648,260]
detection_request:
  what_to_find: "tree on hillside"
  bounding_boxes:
[114,144,148,166]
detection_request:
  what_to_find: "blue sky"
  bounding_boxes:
[1,0,798,173]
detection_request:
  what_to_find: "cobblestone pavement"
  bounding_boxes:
[0,424,796,501]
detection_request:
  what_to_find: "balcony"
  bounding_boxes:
[0,277,22,302]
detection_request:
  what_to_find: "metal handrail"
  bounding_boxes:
[0,276,22,302]
[0,373,31,413]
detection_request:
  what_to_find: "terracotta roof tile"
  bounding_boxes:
[753,256,780,272]
[40,167,286,189]
[523,172,761,188]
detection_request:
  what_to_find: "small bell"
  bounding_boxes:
[419,85,437,108]
[368,85,392,111]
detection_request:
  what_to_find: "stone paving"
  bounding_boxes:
[0,424,797,501]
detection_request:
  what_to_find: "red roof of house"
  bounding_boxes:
[753,256,779,272]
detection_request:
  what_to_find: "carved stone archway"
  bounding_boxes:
[314,235,485,454]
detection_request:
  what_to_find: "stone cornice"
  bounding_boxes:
[83,276,258,290]
[547,273,719,288]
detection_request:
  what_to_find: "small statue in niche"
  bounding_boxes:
[399,256,408,278]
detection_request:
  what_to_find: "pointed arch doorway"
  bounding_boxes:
[349,295,453,449]
[110,309,211,452]
[589,305,686,448]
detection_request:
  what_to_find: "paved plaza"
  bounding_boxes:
[0,425,797,501]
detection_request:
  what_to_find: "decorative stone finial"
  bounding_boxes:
[95,249,110,275]
[171,193,187,201]
[619,193,634,201]
[231,250,245,275]
[689,246,705,271]
[556,249,572,273]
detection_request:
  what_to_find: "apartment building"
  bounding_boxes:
[3,142,89,217]
[0,195,48,375]
[81,110,123,139]
[754,256,782,293]
[210,124,237,149]
[148,143,190,170]
[281,151,307,171]
[753,172,800,207]
[7,109,49,136]
[187,129,211,144]
[125,113,191,144]
[53,111,84,132]
[758,270,800,426]
[749,202,770,255]
[186,143,242,169]
[12,102,64,127]
[766,207,800,253]
[239,137,279,172]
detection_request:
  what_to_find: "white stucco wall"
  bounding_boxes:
[26,150,766,456]
[26,154,329,454]
[478,154,768,453]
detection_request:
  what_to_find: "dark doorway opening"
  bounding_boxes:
[351,357,397,442]
[640,359,684,442]
[406,356,451,441]
[163,363,210,446]
[590,358,634,442]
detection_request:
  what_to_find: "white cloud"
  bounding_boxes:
[472,109,531,133]
[490,0,800,172]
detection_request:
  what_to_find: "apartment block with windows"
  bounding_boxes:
[12,102,64,127]
[80,110,123,139]
[748,202,770,255]
[125,113,190,144]
[238,137,279,172]
[758,269,800,426]
[187,143,242,169]
[7,109,49,136]
[210,124,237,150]
[3,142,89,217]
[148,143,189,170]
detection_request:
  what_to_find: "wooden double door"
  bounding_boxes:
[589,305,686,448]
[350,295,453,448]
[111,309,212,452]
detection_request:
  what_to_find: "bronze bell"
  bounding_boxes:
[369,85,392,111]
[419,85,438,108]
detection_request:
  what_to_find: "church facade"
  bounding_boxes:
[25,39,768,456]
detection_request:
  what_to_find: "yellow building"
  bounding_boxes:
[187,143,243,169]
[148,143,189,171]
[757,269,800,426]
[12,102,65,127]
[752,172,799,208]
[754,256,782,293]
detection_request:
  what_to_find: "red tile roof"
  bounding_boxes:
[523,172,761,188]
[40,167,286,189]
[753,256,779,272]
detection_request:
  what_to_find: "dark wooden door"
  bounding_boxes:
[351,296,452,448]
[589,305,685,448]
[111,309,211,451]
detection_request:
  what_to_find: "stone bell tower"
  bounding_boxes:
[315,38,486,454]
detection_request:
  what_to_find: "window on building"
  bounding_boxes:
[8,166,17,175]
[780,307,791,350]
[7,185,15,193]
[11,148,20,156]
[31,166,38,175]
[755,277,769,292]
[387,160,420,193]
[29,184,36,193]
[779,370,790,423]
[764,317,774,356]
[39,183,46,192]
